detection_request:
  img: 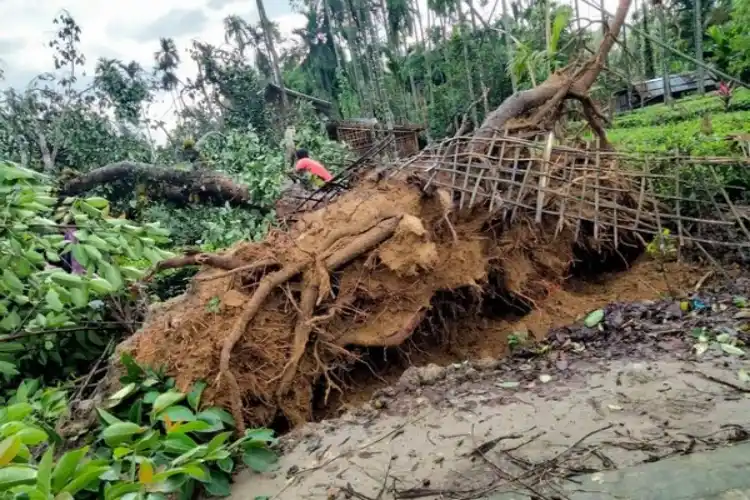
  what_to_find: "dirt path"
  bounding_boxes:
[233,351,749,498]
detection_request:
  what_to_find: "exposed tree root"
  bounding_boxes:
[276,271,320,398]
[215,216,402,433]
[194,259,279,282]
[143,253,249,281]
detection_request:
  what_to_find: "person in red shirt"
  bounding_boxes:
[294,148,333,187]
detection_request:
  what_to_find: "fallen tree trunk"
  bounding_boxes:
[60,161,263,209]
[467,0,632,153]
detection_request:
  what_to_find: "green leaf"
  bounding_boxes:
[120,266,144,280]
[72,245,89,268]
[46,288,64,312]
[242,447,278,473]
[217,457,234,474]
[0,312,21,332]
[243,428,276,445]
[86,235,110,250]
[101,422,146,447]
[128,399,143,425]
[84,244,103,262]
[143,391,160,405]
[152,391,186,415]
[70,287,89,308]
[50,271,84,287]
[106,383,137,408]
[162,433,199,454]
[197,407,235,430]
[96,408,122,426]
[203,470,231,497]
[100,262,123,290]
[721,343,745,356]
[89,277,114,294]
[36,445,55,496]
[0,465,37,489]
[584,309,605,328]
[187,381,206,411]
[157,405,195,423]
[0,436,21,466]
[85,197,110,209]
[59,463,110,495]
[0,342,24,353]
[16,425,49,445]
[3,269,24,294]
[739,369,750,384]
[143,247,162,265]
[170,444,208,466]
[105,482,141,500]
[206,432,232,454]
[166,420,211,435]
[52,447,89,492]
[3,267,23,294]
[5,402,33,421]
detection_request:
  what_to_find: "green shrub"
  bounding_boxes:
[0,356,278,500]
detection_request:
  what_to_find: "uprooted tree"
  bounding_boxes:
[127,0,640,433]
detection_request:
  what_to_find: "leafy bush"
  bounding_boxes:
[141,204,274,250]
[0,160,174,383]
[0,356,278,499]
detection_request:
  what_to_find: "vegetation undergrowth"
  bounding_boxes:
[0,354,277,499]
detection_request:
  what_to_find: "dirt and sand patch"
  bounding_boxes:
[318,258,707,415]
[228,276,750,499]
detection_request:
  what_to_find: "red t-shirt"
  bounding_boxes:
[295,158,333,182]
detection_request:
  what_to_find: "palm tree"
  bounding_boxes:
[223,15,250,57]
[256,0,287,110]
[154,37,180,91]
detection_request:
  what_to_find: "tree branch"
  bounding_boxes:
[60,161,264,209]
[467,0,632,152]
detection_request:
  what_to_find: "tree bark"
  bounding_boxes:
[61,161,261,209]
[655,3,672,105]
[694,0,705,95]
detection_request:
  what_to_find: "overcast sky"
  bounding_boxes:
[0,0,617,139]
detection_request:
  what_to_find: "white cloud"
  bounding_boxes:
[0,0,306,143]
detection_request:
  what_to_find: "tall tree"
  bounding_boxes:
[256,0,287,110]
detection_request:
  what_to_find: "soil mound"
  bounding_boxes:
[130,171,605,430]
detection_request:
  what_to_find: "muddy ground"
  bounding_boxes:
[229,264,750,500]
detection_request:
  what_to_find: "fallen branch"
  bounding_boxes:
[60,161,263,209]
[684,369,750,393]
[467,0,632,153]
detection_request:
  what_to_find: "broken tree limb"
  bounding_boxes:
[60,161,263,209]
[467,0,632,154]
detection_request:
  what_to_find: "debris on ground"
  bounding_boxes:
[226,284,750,499]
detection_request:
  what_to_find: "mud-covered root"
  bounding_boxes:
[214,216,402,433]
